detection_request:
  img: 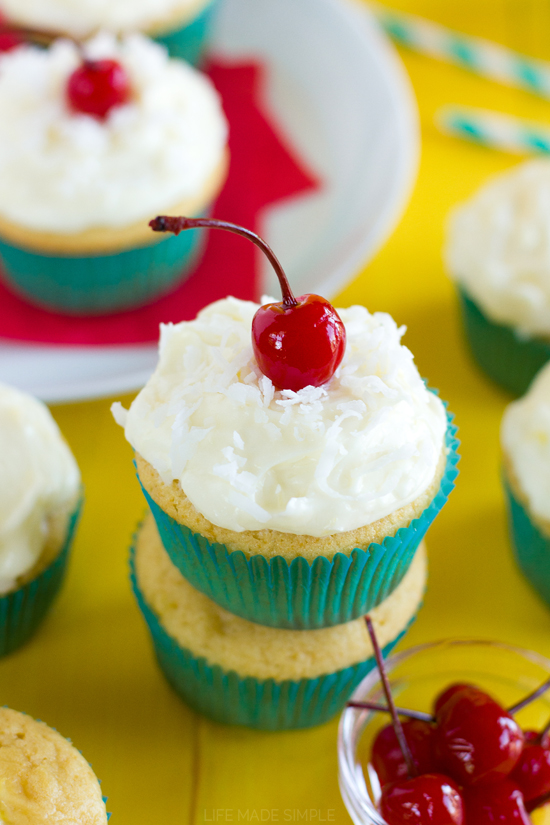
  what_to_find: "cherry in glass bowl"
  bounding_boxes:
[338,640,550,825]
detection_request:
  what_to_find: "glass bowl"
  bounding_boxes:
[338,639,550,825]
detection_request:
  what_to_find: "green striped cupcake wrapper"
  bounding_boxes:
[504,475,550,608]
[0,499,82,657]
[0,223,205,316]
[139,405,458,630]
[129,539,416,730]
[457,286,550,397]
[153,0,220,65]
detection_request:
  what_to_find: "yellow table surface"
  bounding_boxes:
[4,2,550,822]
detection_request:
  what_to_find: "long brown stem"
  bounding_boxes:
[365,616,417,778]
[149,216,298,308]
[509,676,550,715]
[346,700,434,723]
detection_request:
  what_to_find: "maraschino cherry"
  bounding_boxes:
[512,730,550,803]
[465,780,532,824]
[149,217,347,391]
[372,719,437,787]
[67,58,131,119]
[435,685,524,787]
[380,774,465,825]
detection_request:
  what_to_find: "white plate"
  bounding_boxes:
[0,0,419,403]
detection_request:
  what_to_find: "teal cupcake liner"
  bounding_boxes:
[0,225,205,316]
[504,476,550,608]
[129,540,416,730]
[153,0,220,65]
[457,286,550,397]
[139,406,458,630]
[0,499,82,657]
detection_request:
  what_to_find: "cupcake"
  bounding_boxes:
[131,514,428,730]
[0,32,228,314]
[0,706,108,822]
[501,362,550,606]
[445,159,550,397]
[113,295,458,629]
[1,0,218,65]
[0,382,81,656]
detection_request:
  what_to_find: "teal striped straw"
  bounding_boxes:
[370,2,550,98]
[436,105,550,155]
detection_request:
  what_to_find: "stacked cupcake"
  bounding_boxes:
[113,289,459,730]
[0,27,228,314]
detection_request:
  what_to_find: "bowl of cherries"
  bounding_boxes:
[339,626,550,824]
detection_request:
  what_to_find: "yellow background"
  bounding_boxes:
[3,2,550,822]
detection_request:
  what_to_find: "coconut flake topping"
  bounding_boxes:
[113,297,447,536]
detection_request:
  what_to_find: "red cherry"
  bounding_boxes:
[372,720,438,787]
[434,684,475,716]
[512,735,550,803]
[465,780,532,824]
[435,686,524,787]
[148,217,347,392]
[0,14,21,52]
[67,59,130,119]
[251,293,346,391]
[380,773,465,825]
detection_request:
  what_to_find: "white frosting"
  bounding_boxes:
[0,33,228,233]
[502,362,550,523]
[0,383,80,594]
[113,297,447,537]
[446,160,550,339]
[1,0,205,37]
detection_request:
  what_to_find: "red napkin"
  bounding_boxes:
[0,60,319,346]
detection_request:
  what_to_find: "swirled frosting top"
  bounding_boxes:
[502,362,550,522]
[1,0,205,37]
[113,297,447,537]
[446,160,550,338]
[0,32,227,233]
[0,383,80,593]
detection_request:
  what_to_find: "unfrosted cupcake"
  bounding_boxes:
[0,382,81,655]
[446,159,550,396]
[1,0,218,64]
[113,296,458,629]
[0,32,228,314]
[131,514,427,729]
[501,362,550,606]
[0,707,108,822]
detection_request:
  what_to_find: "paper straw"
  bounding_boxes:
[436,105,550,155]
[370,2,550,99]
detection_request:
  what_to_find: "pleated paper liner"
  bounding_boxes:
[0,499,82,657]
[0,227,206,316]
[129,540,418,730]
[154,0,221,65]
[458,287,550,397]
[139,405,458,630]
[504,475,550,609]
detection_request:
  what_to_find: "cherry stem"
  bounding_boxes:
[346,700,434,723]
[508,676,550,716]
[365,616,417,778]
[149,216,298,308]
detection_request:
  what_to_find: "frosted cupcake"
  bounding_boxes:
[0,707,108,822]
[501,362,550,606]
[1,0,217,64]
[0,32,228,314]
[131,514,427,729]
[114,291,458,629]
[0,382,81,655]
[446,159,550,396]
